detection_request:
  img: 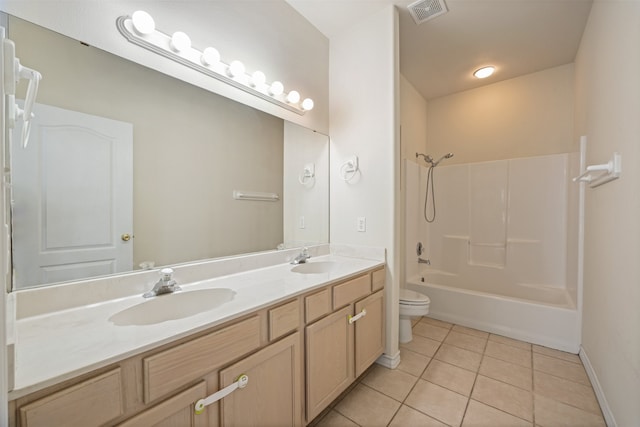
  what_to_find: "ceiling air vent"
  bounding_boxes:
[408,0,448,25]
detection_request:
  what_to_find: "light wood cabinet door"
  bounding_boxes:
[305,305,354,422]
[118,381,208,427]
[354,290,385,377]
[219,332,302,427]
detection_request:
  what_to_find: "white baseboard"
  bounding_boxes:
[579,346,617,427]
[376,351,400,369]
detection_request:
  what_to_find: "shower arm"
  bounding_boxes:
[415,153,433,164]
[416,152,453,166]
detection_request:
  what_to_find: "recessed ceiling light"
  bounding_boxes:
[473,66,495,79]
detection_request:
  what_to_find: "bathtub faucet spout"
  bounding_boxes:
[418,257,431,265]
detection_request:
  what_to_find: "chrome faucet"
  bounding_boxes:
[290,247,311,265]
[418,257,431,265]
[143,268,181,298]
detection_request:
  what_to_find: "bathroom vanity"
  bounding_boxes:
[7,250,385,426]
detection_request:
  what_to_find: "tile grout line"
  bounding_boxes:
[531,347,583,365]
[316,363,376,427]
[486,340,604,421]
[418,318,603,425]
[440,335,488,356]
[473,371,532,393]
[531,338,537,426]
[456,331,536,426]
[531,382,606,417]
[343,317,442,427]
[427,319,582,364]
[400,320,451,424]
[532,351,604,396]
[533,368,594,387]
[464,396,536,425]
[462,339,536,426]
[401,318,537,426]
[322,316,603,427]
[534,351,583,365]
[458,334,487,426]
[463,323,538,424]
[384,317,452,426]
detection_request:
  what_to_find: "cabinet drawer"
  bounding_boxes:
[19,368,123,427]
[269,299,300,341]
[305,289,331,323]
[143,316,260,403]
[371,267,385,292]
[332,274,371,309]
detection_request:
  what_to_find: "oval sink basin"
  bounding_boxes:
[291,261,339,274]
[109,288,236,326]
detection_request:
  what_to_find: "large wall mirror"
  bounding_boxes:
[8,15,329,290]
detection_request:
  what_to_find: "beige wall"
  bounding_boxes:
[399,75,428,286]
[426,64,575,164]
[574,1,640,425]
[11,16,284,269]
[330,6,400,363]
[283,122,329,247]
[400,75,428,163]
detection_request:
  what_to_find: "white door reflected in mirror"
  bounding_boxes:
[12,103,133,288]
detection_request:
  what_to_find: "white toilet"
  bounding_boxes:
[399,288,431,343]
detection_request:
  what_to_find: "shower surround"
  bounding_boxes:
[405,153,581,351]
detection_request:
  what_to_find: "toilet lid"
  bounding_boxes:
[399,289,430,305]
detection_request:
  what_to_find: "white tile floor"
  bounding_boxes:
[311,316,606,427]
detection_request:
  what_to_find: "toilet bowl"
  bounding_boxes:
[399,288,430,343]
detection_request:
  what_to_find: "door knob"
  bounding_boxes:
[121,233,132,242]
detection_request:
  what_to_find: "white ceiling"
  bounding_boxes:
[287,0,593,100]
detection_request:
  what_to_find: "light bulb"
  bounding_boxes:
[250,71,266,87]
[301,98,314,111]
[201,47,220,66]
[170,31,191,52]
[131,11,155,35]
[286,90,301,104]
[227,60,246,77]
[473,66,495,79]
[269,81,284,96]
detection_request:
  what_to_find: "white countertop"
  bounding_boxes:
[10,252,384,399]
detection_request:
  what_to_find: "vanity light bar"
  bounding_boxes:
[116,11,314,115]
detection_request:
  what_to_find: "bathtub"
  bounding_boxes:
[407,273,581,353]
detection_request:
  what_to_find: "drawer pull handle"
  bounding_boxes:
[348,309,367,324]
[194,374,249,414]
